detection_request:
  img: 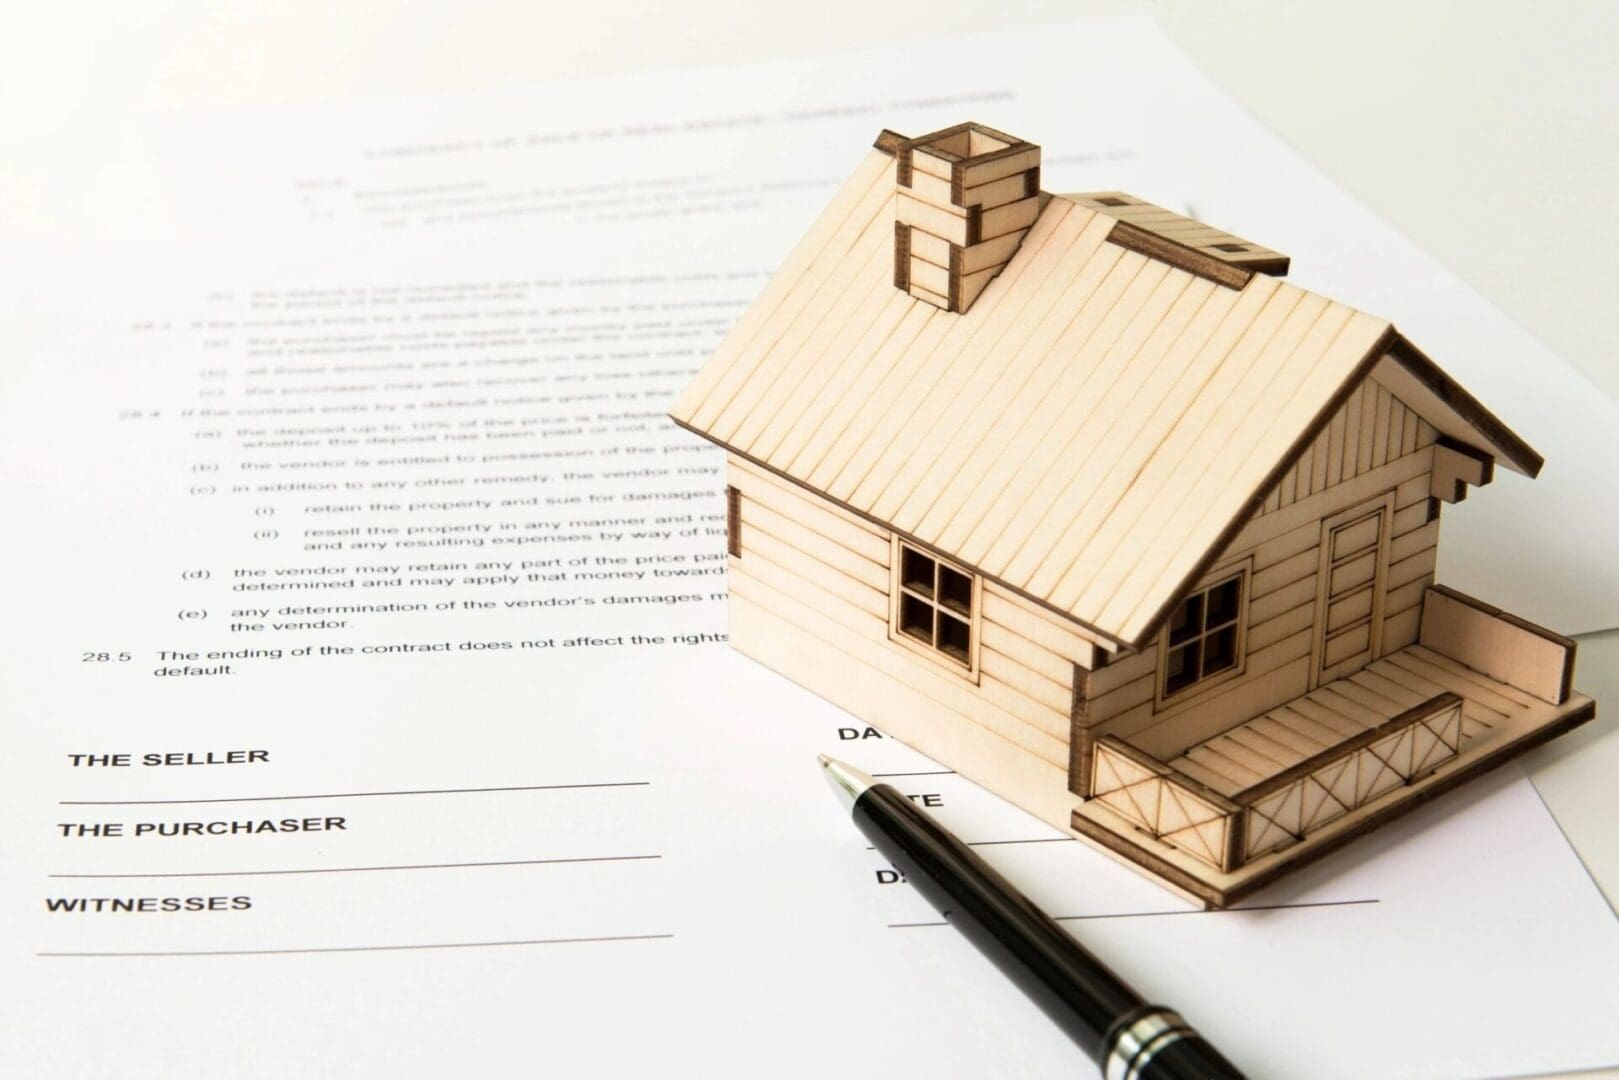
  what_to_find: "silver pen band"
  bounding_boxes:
[1104,1008,1195,1080]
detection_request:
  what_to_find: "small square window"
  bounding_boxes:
[1203,625,1238,675]
[1165,641,1201,695]
[891,540,978,673]
[1212,242,1250,253]
[1095,196,1129,207]
[1161,569,1247,700]
[937,613,971,663]
[901,547,935,599]
[1168,593,1203,646]
[938,566,972,616]
[899,593,933,643]
[1206,578,1241,627]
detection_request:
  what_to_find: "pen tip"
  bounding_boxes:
[816,754,874,814]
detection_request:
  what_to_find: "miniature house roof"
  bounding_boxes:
[670,125,1541,652]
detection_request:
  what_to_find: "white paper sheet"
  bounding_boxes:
[3,18,1617,1080]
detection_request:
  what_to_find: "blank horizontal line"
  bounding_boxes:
[865,836,1077,852]
[48,854,662,879]
[38,933,675,958]
[59,781,650,806]
[870,770,956,778]
[1060,898,1381,921]
[887,898,1378,928]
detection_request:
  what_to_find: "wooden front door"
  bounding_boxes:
[1310,493,1394,688]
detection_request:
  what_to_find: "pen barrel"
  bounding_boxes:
[852,783,1144,1063]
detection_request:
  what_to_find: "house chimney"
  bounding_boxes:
[892,123,1042,314]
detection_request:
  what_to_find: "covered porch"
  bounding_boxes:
[1072,586,1592,906]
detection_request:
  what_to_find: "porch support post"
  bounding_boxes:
[1068,661,1094,798]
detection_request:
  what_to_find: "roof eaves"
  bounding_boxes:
[1381,333,1544,478]
[665,412,1135,655]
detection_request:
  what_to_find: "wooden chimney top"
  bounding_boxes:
[887,123,1043,314]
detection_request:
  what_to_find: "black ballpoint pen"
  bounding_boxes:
[819,755,1245,1080]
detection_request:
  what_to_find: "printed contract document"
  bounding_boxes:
[2,19,1617,1079]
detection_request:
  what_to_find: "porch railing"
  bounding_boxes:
[1090,691,1465,871]
[1090,737,1242,872]
[1234,692,1463,861]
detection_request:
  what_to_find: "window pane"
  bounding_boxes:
[938,565,972,616]
[1206,577,1242,627]
[1165,641,1201,694]
[937,612,971,664]
[1202,625,1238,676]
[901,547,935,599]
[1168,593,1203,645]
[899,593,933,643]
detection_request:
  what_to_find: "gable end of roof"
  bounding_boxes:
[1124,323,1401,650]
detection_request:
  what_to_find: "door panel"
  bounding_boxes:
[1331,515,1382,559]
[1325,585,1374,632]
[1328,551,1377,595]
[1312,494,1394,687]
[1323,621,1372,668]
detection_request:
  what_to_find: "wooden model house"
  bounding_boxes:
[669,123,1595,907]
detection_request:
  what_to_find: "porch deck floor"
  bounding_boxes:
[1166,645,1542,798]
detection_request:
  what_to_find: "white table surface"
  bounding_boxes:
[3,3,1615,1073]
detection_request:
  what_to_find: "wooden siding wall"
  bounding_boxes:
[723,455,1097,781]
[1082,374,1442,762]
